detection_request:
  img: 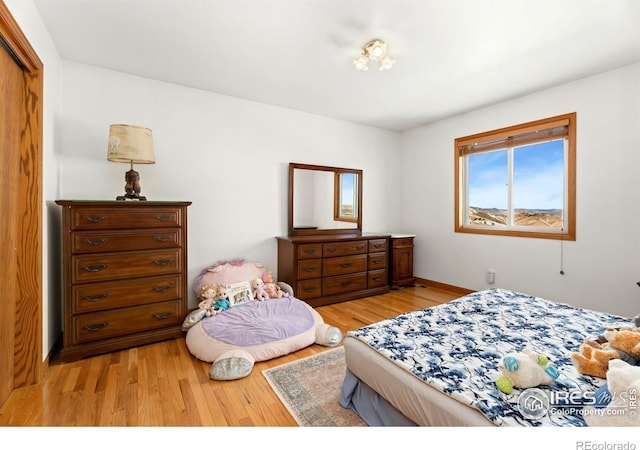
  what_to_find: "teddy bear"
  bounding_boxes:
[261,271,288,298]
[251,277,270,301]
[495,348,560,394]
[571,328,640,379]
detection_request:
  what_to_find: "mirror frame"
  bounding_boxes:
[288,162,363,236]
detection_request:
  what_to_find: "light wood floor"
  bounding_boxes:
[0,284,464,426]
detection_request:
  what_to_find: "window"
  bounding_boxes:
[455,113,576,240]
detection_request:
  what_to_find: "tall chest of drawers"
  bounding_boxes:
[277,233,390,307]
[56,200,191,362]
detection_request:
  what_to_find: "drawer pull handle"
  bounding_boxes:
[373,243,383,248]
[152,259,174,266]
[304,267,317,272]
[153,312,174,320]
[153,284,175,292]
[82,264,109,272]
[83,322,109,332]
[327,247,336,253]
[340,281,352,287]
[304,287,317,292]
[84,216,105,223]
[304,249,317,255]
[154,215,172,222]
[372,276,382,281]
[340,263,352,268]
[83,293,108,302]
[373,259,382,264]
[357,245,365,250]
[153,235,172,242]
[84,238,107,245]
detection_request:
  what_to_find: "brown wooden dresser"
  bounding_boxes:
[55,200,191,362]
[276,233,390,307]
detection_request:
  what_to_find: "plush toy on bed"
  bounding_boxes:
[571,328,640,379]
[583,359,640,426]
[251,277,270,301]
[495,348,560,394]
[198,284,220,317]
[198,284,230,316]
[262,271,288,298]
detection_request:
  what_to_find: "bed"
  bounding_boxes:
[182,259,343,380]
[339,288,633,426]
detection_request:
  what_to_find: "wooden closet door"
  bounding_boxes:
[0,38,24,405]
[0,2,44,407]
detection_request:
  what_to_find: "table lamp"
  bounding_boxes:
[107,124,155,200]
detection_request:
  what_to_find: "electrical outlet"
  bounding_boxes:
[486,269,495,284]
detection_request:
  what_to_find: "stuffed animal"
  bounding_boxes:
[251,277,269,301]
[198,284,220,317]
[495,348,560,394]
[262,271,287,298]
[213,285,230,312]
[584,359,640,426]
[572,328,640,379]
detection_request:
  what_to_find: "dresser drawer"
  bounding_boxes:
[70,207,182,230]
[392,237,414,248]
[297,259,322,280]
[323,254,367,276]
[298,243,323,260]
[368,269,388,288]
[72,300,182,344]
[72,249,181,283]
[296,279,322,300]
[323,273,367,295]
[323,240,367,257]
[368,239,387,252]
[72,274,182,314]
[71,228,182,253]
[368,252,387,270]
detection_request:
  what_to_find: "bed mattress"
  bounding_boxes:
[340,288,631,426]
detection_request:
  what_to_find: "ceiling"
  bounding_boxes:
[33,0,640,132]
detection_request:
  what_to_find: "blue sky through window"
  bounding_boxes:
[341,173,355,207]
[468,140,564,210]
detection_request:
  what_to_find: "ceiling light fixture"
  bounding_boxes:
[353,39,395,71]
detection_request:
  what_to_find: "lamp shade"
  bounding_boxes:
[107,124,155,164]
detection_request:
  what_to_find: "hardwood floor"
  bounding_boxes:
[0,284,463,426]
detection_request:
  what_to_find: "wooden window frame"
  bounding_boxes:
[454,113,576,241]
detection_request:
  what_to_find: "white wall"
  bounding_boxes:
[402,63,640,317]
[5,0,64,363]
[59,61,402,309]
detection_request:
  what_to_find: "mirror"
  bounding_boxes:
[288,162,363,236]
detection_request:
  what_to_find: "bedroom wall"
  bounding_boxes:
[5,0,64,363]
[58,61,402,309]
[401,63,640,317]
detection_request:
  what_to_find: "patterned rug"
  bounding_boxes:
[262,347,366,426]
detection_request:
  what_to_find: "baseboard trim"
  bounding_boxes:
[414,278,475,296]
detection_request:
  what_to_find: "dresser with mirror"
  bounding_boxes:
[277,163,390,307]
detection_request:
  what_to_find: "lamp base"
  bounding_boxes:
[116,194,147,201]
[116,167,147,201]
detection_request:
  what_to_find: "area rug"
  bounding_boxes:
[262,347,366,426]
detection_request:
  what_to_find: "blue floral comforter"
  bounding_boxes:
[347,288,631,426]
